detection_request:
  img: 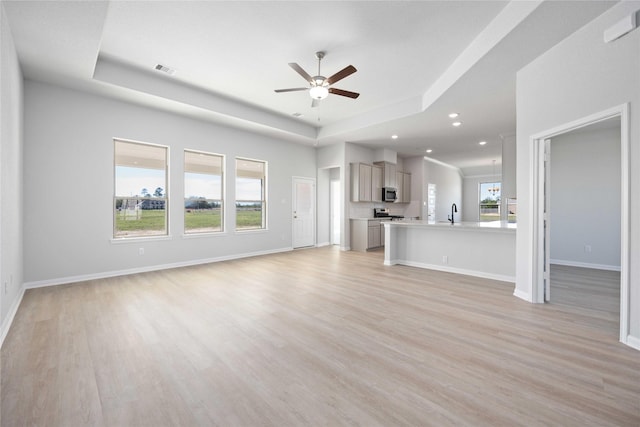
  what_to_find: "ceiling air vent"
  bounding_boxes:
[154,64,176,75]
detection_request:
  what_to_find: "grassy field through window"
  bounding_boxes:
[236,208,263,229]
[184,208,222,233]
[114,208,263,236]
[114,209,166,237]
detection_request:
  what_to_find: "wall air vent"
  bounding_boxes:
[154,64,176,75]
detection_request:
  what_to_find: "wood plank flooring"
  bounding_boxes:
[2,247,639,426]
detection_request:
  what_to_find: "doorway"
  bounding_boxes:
[330,179,341,245]
[546,118,621,332]
[531,104,630,344]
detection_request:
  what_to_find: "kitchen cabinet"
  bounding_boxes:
[351,163,372,202]
[374,161,396,188]
[371,165,383,202]
[395,171,412,203]
[351,163,382,202]
[350,219,385,251]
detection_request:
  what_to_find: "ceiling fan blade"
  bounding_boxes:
[329,88,360,99]
[311,98,320,108]
[288,63,313,83]
[274,87,308,93]
[326,65,357,85]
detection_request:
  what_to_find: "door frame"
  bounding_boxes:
[292,176,316,249]
[529,103,630,344]
[330,178,341,246]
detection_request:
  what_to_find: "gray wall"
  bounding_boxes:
[550,124,621,270]
[0,5,24,342]
[516,2,639,341]
[23,80,317,285]
[424,159,463,222]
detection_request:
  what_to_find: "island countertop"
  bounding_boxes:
[383,220,516,282]
[384,220,516,232]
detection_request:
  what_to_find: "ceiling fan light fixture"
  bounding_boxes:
[309,85,329,100]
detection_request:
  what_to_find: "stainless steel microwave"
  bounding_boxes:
[382,187,398,202]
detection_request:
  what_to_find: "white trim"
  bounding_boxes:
[423,156,463,174]
[513,289,532,302]
[24,246,293,289]
[550,259,621,272]
[0,285,25,348]
[529,103,631,347]
[316,241,331,247]
[181,231,227,239]
[625,334,640,351]
[111,235,173,244]
[387,259,515,283]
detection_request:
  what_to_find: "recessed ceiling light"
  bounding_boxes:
[448,113,459,118]
[391,134,399,139]
[452,121,462,127]
[479,141,487,145]
[426,149,433,153]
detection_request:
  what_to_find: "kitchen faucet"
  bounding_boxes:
[448,203,458,224]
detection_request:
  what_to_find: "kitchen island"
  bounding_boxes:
[384,220,516,282]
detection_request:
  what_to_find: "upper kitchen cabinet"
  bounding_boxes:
[374,161,396,188]
[395,171,411,203]
[351,163,382,202]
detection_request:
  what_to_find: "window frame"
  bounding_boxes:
[235,157,267,231]
[184,149,225,235]
[478,181,501,222]
[113,138,169,239]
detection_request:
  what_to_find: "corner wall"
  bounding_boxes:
[516,2,640,345]
[0,4,24,344]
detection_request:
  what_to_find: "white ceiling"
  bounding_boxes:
[3,0,617,175]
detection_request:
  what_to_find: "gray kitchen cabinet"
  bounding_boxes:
[350,219,384,252]
[351,163,372,202]
[374,161,396,188]
[395,171,411,203]
[351,163,383,203]
[372,165,383,202]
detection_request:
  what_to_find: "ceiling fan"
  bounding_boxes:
[275,51,359,107]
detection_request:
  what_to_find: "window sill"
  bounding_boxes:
[235,228,269,235]
[110,235,173,244]
[182,232,227,239]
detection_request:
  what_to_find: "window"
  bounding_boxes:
[184,150,224,234]
[114,139,168,238]
[479,181,501,222]
[236,158,266,230]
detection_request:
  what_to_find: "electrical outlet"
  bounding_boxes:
[442,255,448,264]
[139,247,145,256]
[584,245,592,253]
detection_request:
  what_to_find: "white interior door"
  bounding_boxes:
[293,177,315,248]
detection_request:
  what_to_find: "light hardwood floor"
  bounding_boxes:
[2,247,639,426]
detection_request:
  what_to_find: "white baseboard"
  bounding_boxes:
[389,259,515,283]
[316,241,331,248]
[1,285,25,348]
[24,246,294,289]
[550,259,621,272]
[624,334,640,351]
[513,288,533,303]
